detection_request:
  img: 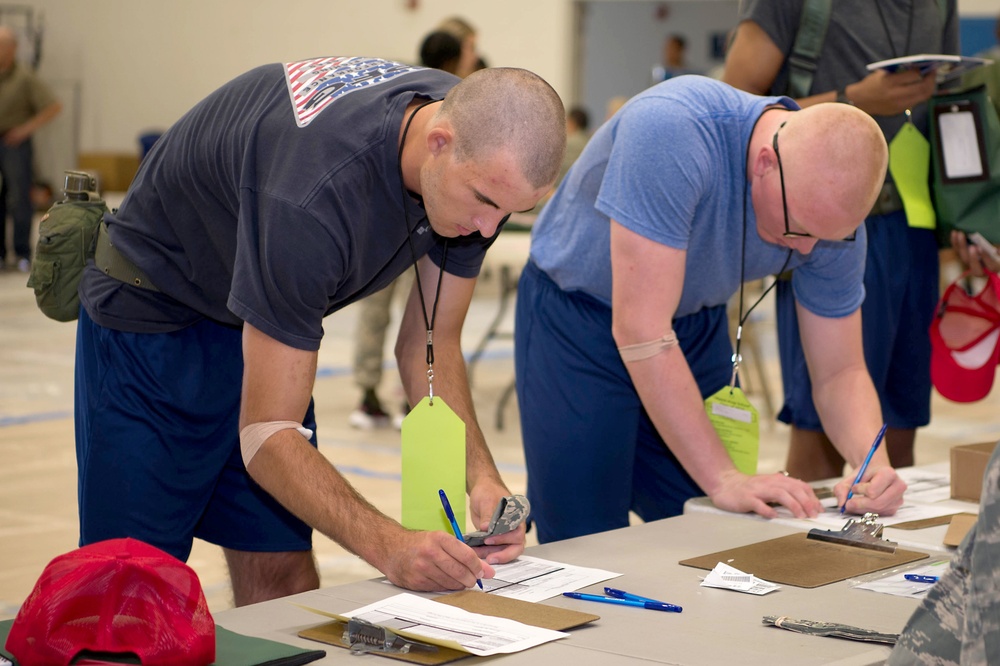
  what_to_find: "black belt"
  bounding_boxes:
[94,221,160,291]
[869,181,904,217]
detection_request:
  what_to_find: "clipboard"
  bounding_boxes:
[297,590,599,664]
[679,532,929,588]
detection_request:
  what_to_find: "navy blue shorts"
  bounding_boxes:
[74,308,315,561]
[776,211,938,431]
[515,262,733,543]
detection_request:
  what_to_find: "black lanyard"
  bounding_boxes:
[734,111,792,389]
[397,99,449,399]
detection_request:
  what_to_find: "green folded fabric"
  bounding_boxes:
[0,619,326,666]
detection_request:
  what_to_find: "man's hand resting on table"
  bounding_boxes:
[709,470,824,519]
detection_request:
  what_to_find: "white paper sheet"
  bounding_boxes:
[854,560,952,599]
[700,562,780,595]
[483,555,621,602]
[320,592,569,656]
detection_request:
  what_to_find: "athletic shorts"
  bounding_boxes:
[75,307,315,561]
[776,211,938,430]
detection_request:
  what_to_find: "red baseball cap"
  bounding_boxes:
[5,538,215,665]
[930,271,1000,403]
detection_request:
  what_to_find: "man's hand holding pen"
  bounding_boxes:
[834,466,906,516]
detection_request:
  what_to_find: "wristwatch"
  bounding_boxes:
[836,88,855,105]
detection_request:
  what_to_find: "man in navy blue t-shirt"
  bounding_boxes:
[75,58,565,604]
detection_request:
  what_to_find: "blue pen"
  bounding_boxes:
[840,423,888,514]
[438,489,483,590]
[563,592,682,613]
[604,587,679,608]
[904,574,939,583]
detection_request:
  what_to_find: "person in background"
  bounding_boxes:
[652,34,700,83]
[348,29,469,430]
[515,75,907,544]
[561,106,590,185]
[724,0,956,479]
[0,26,61,272]
[438,16,481,80]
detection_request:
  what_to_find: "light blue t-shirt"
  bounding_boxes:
[530,76,866,320]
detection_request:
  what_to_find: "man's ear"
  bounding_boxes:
[751,143,776,179]
[426,123,454,157]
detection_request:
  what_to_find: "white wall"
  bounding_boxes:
[24,0,574,155]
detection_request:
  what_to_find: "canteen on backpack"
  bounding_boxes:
[26,171,108,322]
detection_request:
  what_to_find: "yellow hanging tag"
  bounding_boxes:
[704,386,759,475]
[400,396,467,532]
[888,121,936,230]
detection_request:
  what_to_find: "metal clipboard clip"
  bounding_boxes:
[343,617,438,656]
[807,512,897,553]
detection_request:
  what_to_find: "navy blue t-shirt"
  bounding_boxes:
[81,57,498,351]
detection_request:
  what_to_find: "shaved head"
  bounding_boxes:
[436,67,566,189]
[778,103,888,236]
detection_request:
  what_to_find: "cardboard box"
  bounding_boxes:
[950,441,999,502]
[77,152,141,193]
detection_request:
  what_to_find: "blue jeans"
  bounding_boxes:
[0,139,35,260]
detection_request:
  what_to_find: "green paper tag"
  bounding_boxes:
[705,386,759,475]
[889,122,936,230]
[401,396,467,533]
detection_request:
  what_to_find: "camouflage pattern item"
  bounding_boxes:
[888,442,1000,665]
[463,495,531,547]
[762,616,898,645]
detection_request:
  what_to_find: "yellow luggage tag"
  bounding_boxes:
[705,386,759,475]
[889,113,936,230]
[705,353,759,475]
[400,396,466,533]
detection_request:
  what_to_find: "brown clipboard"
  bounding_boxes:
[679,532,929,588]
[297,590,599,664]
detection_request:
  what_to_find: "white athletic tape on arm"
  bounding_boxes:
[240,421,315,468]
[617,331,679,362]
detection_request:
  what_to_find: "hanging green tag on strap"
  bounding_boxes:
[401,396,466,532]
[889,121,936,230]
[705,386,759,475]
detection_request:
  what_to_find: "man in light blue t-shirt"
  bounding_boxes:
[516,76,907,543]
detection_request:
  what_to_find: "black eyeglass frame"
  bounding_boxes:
[772,122,857,242]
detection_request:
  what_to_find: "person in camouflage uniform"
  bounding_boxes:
[889,442,1000,664]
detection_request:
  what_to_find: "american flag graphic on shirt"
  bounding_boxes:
[283,56,421,128]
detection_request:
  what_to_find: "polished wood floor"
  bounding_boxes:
[2,229,997,620]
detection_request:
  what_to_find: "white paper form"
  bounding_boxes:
[317,592,569,656]
[483,555,621,602]
[854,560,952,600]
[774,469,961,529]
[776,501,962,529]
[896,467,952,504]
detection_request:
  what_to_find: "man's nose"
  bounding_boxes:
[474,212,504,238]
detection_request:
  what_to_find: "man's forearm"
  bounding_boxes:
[247,429,402,571]
[813,371,889,470]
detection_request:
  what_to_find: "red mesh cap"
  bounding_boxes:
[5,538,215,665]
[930,271,1000,403]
